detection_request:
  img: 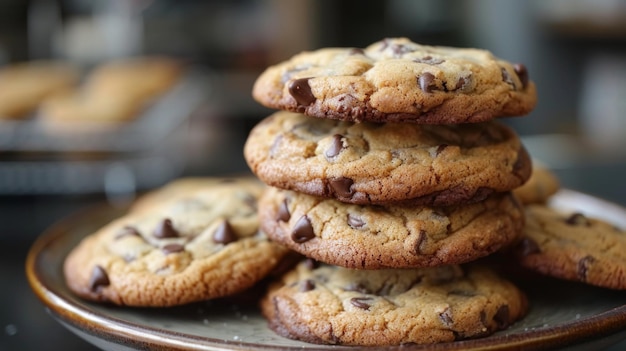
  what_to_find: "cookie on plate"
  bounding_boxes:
[512,163,560,205]
[261,260,527,346]
[512,205,626,290]
[63,177,288,307]
[245,111,531,206]
[259,187,524,269]
[0,61,78,120]
[252,37,536,124]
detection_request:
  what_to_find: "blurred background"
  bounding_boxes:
[1,0,626,349]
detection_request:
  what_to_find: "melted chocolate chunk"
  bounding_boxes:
[414,230,427,254]
[329,177,354,198]
[277,199,291,222]
[517,237,541,256]
[348,48,365,55]
[303,258,320,270]
[513,63,529,89]
[300,279,316,292]
[162,243,185,255]
[577,255,596,281]
[435,144,448,156]
[291,215,315,243]
[115,226,141,240]
[344,283,371,294]
[153,218,179,239]
[89,265,110,292]
[455,74,472,91]
[439,308,454,327]
[325,134,344,159]
[347,213,366,230]
[288,78,316,106]
[213,220,238,244]
[565,213,590,226]
[350,297,372,310]
[418,73,436,93]
[501,67,516,88]
[413,56,445,65]
[493,305,510,328]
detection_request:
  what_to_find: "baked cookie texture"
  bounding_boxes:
[253,37,536,124]
[259,187,524,269]
[0,61,78,119]
[63,177,288,307]
[512,163,560,205]
[244,111,531,206]
[40,56,181,124]
[512,205,626,290]
[262,260,528,346]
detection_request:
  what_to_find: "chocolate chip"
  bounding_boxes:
[344,283,371,294]
[291,215,315,243]
[439,307,454,327]
[350,297,372,310]
[269,135,283,158]
[388,43,414,57]
[213,220,238,244]
[414,230,427,254]
[162,243,185,255]
[413,56,444,65]
[277,199,291,222]
[303,258,319,270]
[418,73,436,93]
[455,74,472,91]
[89,265,110,292]
[115,226,141,240]
[435,144,448,156]
[493,305,510,328]
[501,67,515,88]
[566,213,590,226]
[449,289,477,297]
[347,213,366,230]
[153,218,179,238]
[300,279,316,292]
[329,177,354,198]
[517,237,541,256]
[577,255,596,281]
[513,63,529,89]
[348,48,365,55]
[325,134,344,159]
[288,78,316,106]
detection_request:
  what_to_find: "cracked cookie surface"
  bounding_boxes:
[63,177,288,307]
[252,37,536,124]
[512,205,626,290]
[259,187,524,269]
[245,111,531,206]
[261,260,527,346]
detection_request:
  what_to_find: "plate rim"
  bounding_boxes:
[25,189,626,351]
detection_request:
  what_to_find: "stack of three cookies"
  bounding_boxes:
[244,37,537,346]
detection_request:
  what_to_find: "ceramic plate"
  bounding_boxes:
[26,189,626,351]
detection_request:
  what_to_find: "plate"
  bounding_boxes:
[26,189,626,351]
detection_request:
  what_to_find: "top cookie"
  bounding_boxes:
[253,37,536,124]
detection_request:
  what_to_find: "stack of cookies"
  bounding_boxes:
[244,37,538,346]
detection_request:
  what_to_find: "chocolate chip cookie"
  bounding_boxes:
[63,177,289,307]
[512,163,560,205]
[512,205,626,290]
[0,61,78,120]
[244,111,531,206]
[252,37,536,124]
[259,187,524,269]
[261,260,527,346]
